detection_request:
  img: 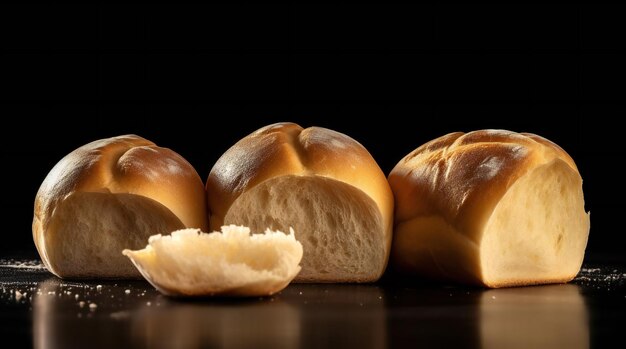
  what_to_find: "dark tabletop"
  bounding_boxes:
[1,258,624,349]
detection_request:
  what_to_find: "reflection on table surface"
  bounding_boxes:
[3,262,624,349]
[480,285,588,349]
[32,279,387,349]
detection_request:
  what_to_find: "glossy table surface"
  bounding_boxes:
[1,258,624,349]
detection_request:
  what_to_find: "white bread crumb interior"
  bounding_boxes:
[390,130,590,287]
[33,135,209,278]
[206,122,394,282]
[123,225,303,297]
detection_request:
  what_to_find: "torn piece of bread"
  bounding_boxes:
[389,130,590,287]
[206,122,394,283]
[33,135,209,279]
[123,225,303,297]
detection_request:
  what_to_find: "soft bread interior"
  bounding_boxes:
[123,226,303,297]
[224,175,385,282]
[44,192,184,278]
[480,160,590,287]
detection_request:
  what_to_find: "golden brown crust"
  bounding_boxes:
[390,130,577,243]
[33,135,208,276]
[389,130,584,286]
[207,122,394,243]
[206,122,394,279]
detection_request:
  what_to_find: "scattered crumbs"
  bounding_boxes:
[0,259,46,270]
[491,296,496,299]
[89,303,97,311]
[111,295,114,298]
[146,302,151,306]
[575,266,626,290]
[299,291,303,295]
[125,289,131,295]
[75,294,79,300]
[378,296,382,300]
[79,301,85,308]
[96,285,102,291]
[581,268,601,273]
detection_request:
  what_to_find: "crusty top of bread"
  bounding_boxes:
[206,122,394,241]
[389,130,579,243]
[33,135,209,247]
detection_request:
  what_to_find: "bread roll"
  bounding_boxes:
[123,225,303,297]
[33,135,208,278]
[206,122,394,282]
[389,130,590,287]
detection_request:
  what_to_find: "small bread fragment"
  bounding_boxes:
[123,225,303,297]
[389,130,590,287]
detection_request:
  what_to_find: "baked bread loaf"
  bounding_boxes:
[389,130,590,287]
[33,135,209,278]
[206,122,394,282]
[123,225,303,297]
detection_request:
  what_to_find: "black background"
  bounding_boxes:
[0,4,623,261]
